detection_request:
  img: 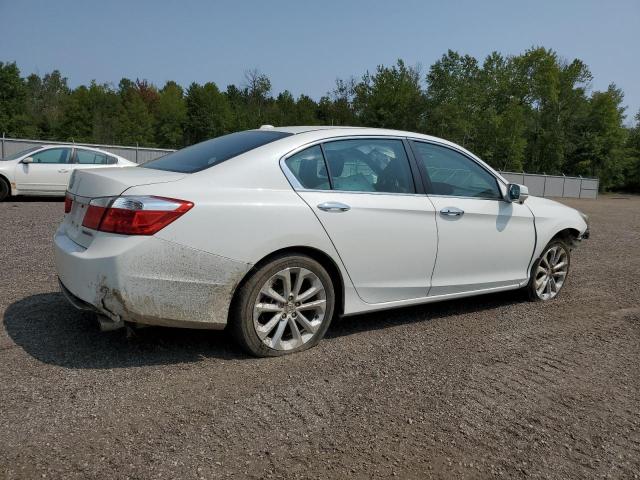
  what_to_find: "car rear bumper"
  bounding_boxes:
[54,228,252,330]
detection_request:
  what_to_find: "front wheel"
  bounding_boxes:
[527,240,571,301]
[230,254,335,357]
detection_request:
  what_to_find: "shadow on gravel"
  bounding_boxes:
[5,289,527,369]
[3,292,248,369]
[326,288,526,339]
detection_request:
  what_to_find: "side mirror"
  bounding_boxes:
[21,157,33,164]
[506,183,529,204]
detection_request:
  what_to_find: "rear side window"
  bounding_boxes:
[141,130,292,173]
[76,149,109,164]
[285,146,330,190]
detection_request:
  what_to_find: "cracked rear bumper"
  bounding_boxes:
[54,228,252,330]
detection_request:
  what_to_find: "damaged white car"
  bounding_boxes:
[55,126,589,356]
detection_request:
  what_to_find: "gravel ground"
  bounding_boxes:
[0,195,639,479]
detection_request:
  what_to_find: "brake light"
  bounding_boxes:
[64,193,73,214]
[82,196,193,235]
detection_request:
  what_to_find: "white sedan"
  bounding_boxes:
[54,127,589,356]
[0,144,136,200]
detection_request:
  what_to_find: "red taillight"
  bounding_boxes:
[64,193,73,214]
[81,196,193,235]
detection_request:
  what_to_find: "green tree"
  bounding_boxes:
[184,82,231,143]
[155,81,186,148]
[425,51,481,147]
[0,61,33,137]
[354,60,425,131]
[115,78,155,145]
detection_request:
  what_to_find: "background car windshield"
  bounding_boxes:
[1,146,41,161]
[141,130,292,173]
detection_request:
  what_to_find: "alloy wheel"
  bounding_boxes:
[534,245,569,300]
[253,267,327,351]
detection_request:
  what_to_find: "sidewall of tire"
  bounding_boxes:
[230,254,335,357]
[527,239,571,301]
[0,177,9,201]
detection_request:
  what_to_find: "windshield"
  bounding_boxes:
[2,146,42,161]
[141,130,293,173]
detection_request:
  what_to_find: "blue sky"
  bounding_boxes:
[1,0,638,123]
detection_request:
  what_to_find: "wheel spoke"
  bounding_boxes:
[297,285,320,303]
[553,261,566,272]
[256,302,282,313]
[262,287,286,304]
[270,318,288,349]
[256,313,281,340]
[296,312,318,334]
[298,299,326,311]
[279,269,292,298]
[549,276,557,293]
[292,268,308,297]
[288,317,303,347]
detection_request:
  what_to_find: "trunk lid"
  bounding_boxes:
[63,167,187,247]
[68,166,186,198]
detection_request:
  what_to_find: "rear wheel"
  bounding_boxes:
[230,254,335,357]
[0,177,10,201]
[527,239,571,301]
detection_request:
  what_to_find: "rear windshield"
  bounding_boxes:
[141,130,293,173]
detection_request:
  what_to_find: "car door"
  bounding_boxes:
[14,147,73,194]
[283,138,438,304]
[409,140,535,296]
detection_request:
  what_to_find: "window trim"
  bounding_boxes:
[408,138,506,201]
[280,135,423,196]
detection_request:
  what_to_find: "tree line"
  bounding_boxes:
[1,47,639,191]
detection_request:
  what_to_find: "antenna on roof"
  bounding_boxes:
[260,125,275,129]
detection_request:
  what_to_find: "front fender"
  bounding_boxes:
[526,196,588,260]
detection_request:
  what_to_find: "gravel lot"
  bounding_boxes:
[1,195,639,479]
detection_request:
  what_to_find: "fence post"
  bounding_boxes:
[579,176,583,199]
[136,142,139,163]
[1,132,4,158]
[542,174,547,197]
[561,174,566,197]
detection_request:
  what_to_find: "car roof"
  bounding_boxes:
[34,144,122,156]
[261,125,471,150]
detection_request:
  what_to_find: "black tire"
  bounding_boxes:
[230,253,335,357]
[526,239,571,301]
[0,177,10,201]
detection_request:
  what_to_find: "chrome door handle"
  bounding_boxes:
[440,207,464,217]
[317,202,350,212]
[58,169,69,173]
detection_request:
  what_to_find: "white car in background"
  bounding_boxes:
[0,145,136,200]
[54,126,589,357]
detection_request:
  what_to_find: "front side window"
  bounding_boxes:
[284,145,330,190]
[142,130,292,173]
[30,148,72,164]
[76,149,109,165]
[323,139,415,193]
[411,141,501,199]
